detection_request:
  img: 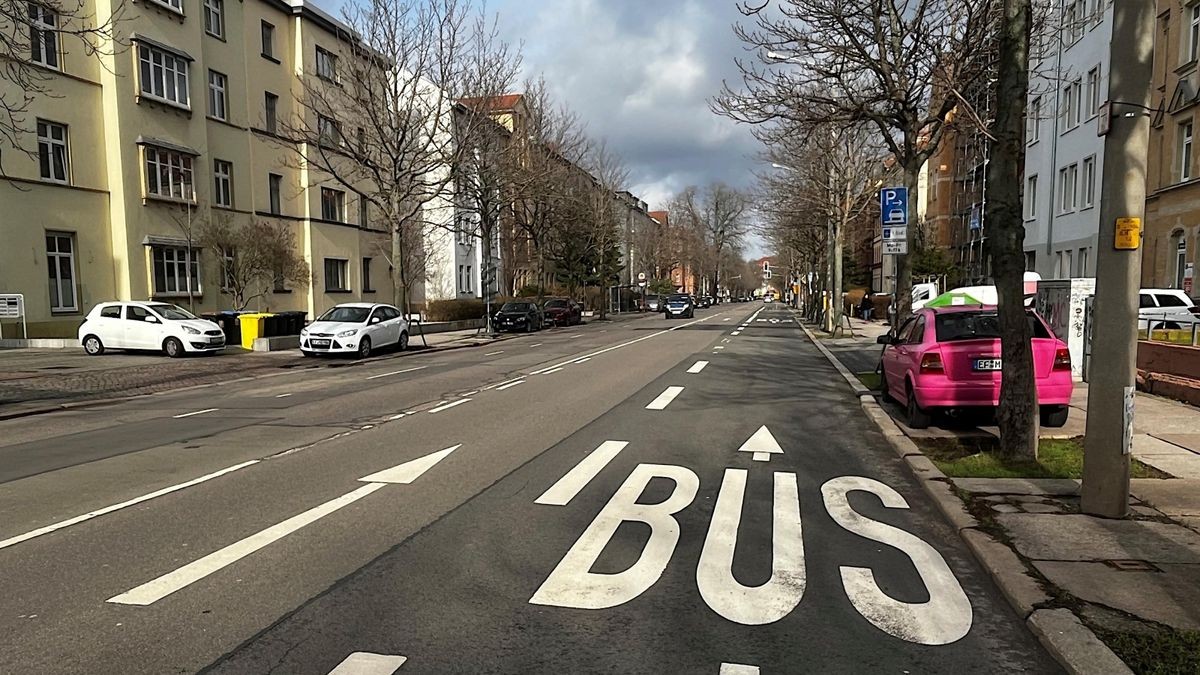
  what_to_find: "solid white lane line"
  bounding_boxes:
[275,394,293,398]
[568,334,584,340]
[173,408,218,419]
[646,386,684,410]
[329,652,408,674]
[573,357,591,364]
[496,379,525,391]
[0,461,260,551]
[688,361,709,374]
[483,377,524,390]
[108,483,385,605]
[542,367,565,375]
[528,314,711,375]
[720,663,760,674]
[388,413,407,420]
[462,390,479,396]
[428,399,471,413]
[365,366,427,381]
[536,441,629,506]
[484,351,504,356]
[528,343,543,348]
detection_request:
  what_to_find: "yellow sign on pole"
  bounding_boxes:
[1115,218,1142,250]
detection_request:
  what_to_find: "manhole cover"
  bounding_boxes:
[1105,560,1158,572]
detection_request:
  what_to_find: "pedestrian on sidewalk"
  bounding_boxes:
[858,293,873,322]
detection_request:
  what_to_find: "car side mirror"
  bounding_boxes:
[370,316,381,324]
[876,334,893,345]
[145,315,159,324]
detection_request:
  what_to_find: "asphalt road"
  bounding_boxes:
[0,304,1059,674]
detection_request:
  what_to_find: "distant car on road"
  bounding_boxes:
[79,301,226,357]
[696,296,712,309]
[542,298,582,326]
[495,301,544,332]
[1139,288,1200,330]
[877,306,1073,429]
[645,294,663,312]
[301,303,409,358]
[664,293,695,319]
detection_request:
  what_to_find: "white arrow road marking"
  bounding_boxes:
[328,652,407,674]
[720,664,760,674]
[365,365,427,381]
[496,379,525,391]
[359,445,460,484]
[427,399,471,413]
[173,408,218,419]
[738,426,783,462]
[646,386,684,410]
[0,461,259,551]
[687,361,709,374]
[108,483,386,605]
[536,441,629,506]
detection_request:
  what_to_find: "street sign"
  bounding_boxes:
[637,272,646,281]
[882,240,908,256]
[1098,101,1111,137]
[969,204,982,231]
[881,226,907,241]
[879,187,908,226]
[1115,217,1142,250]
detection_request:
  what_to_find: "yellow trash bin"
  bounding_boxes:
[239,313,273,350]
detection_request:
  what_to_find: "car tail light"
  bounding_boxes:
[919,352,944,374]
[1054,347,1072,370]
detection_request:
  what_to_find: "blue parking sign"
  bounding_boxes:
[880,187,908,226]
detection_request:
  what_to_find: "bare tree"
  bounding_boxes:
[672,183,751,296]
[198,217,311,312]
[1,0,125,173]
[567,140,628,318]
[713,0,995,324]
[284,0,517,313]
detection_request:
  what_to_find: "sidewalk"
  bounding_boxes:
[808,314,1200,674]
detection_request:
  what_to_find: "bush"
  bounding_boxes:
[426,299,486,322]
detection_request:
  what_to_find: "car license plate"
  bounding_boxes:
[311,339,331,348]
[208,337,223,345]
[973,358,1002,371]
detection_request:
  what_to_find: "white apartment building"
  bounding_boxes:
[1023,0,1112,278]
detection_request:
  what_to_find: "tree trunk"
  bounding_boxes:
[832,217,844,330]
[895,163,919,327]
[481,220,495,334]
[391,220,408,315]
[989,0,1038,459]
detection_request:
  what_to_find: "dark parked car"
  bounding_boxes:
[495,301,544,332]
[664,293,695,319]
[697,296,712,308]
[543,298,582,326]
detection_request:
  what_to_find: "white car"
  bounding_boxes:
[1139,288,1200,330]
[78,301,225,357]
[301,303,409,358]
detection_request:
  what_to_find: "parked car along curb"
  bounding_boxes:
[796,314,1130,675]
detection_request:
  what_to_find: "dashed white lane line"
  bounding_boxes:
[687,361,709,374]
[0,460,260,551]
[541,367,565,375]
[573,357,591,364]
[428,399,471,413]
[528,343,543,348]
[720,664,759,675]
[646,386,684,410]
[173,408,218,419]
[715,346,725,350]
[496,379,525,391]
[462,390,479,396]
[365,366,427,381]
[388,413,407,420]
[568,334,584,340]
[108,483,386,605]
[723,317,732,321]
[328,652,408,674]
[274,393,292,398]
[484,351,504,356]
[483,377,524,391]
[535,441,629,506]
[731,331,741,336]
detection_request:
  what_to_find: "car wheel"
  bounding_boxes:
[164,337,185,358]
[358,337,372,359]
[398,331,409,352]
[906,381,931,429]
[879,366,894,402]
[1040,405,1069,428]
[83,335,105,356]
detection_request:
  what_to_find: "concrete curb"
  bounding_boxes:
[798,315,1131,675]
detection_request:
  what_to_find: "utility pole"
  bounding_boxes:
[1081,1,1154,518]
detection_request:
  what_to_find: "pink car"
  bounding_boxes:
[877,306,1074,429]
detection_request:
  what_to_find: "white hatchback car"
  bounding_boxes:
[300,303,410,358]
[78,302,226,357]
[1139,288,1200,330]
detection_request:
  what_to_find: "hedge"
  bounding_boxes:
[425,299,486,322]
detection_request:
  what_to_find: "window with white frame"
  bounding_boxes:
[1061,83,1075,129]
[207,70,227,120]
[152,246,201,295]
[1190,5,1200,64]
[138,44,190,107]
[1028,96,1041,143]
[144,146,194,200]
[1087,66,1101,118]
[1025,174,1037,220]
[1081,156,1096,208]
[203,0,224,38]
[1077,247,1089,276]
[1071,78,1082,126]
[321,187,345,221]
[149,0,183,13]
[315,46,338,81]
[28,3,59,69]
[1181,120,1195,181]
[46,232,77,311]
[1176,236,1188,288]
[219,246,236,290]
[324,258,349,292]
[37,119,68,183]
[213,159,232,208]
[1058,163,1078,213]
[465,265,472,293]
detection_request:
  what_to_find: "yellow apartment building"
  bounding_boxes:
[1,0,391,338]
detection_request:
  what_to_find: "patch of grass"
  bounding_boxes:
[1093,626,1200,675]
[917,436,1168,479]
[855,371,881,390]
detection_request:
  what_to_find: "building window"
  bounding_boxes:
[144,146,194,200]
[261,21,276,59]
[203,0,224,38]
[264,92,278,133]
[46,232,77,312]
[1181,121,1195,182]
[268,173,282,214]
[362,257,374,292]
[321,187,345,221]
[1025,175,1037,220]
[458,264,465,292]
[1028,96,1041,144]
[37,119,68,183]
[1176,234,1189,288]
[1058,164,1078,214]
[324,258,349,292]
[152,246,201,295]
[1081,155,1095,208]
[28,3,59,69]
[219,246,236,290]
[358,196,369,226]
[1086,66,1100,118]
[315,46,338,81]
[1077,247,1089,276]
[207,70,227,120]
[317,114,341,147]
[149,0,183,13]
[465,265,472,293]
[138,44,190,107]
[1061,83,1075,129]
[213,159,232,208]
[1190,5,1200,64]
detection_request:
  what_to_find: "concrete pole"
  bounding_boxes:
[1081,0,1154,518]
